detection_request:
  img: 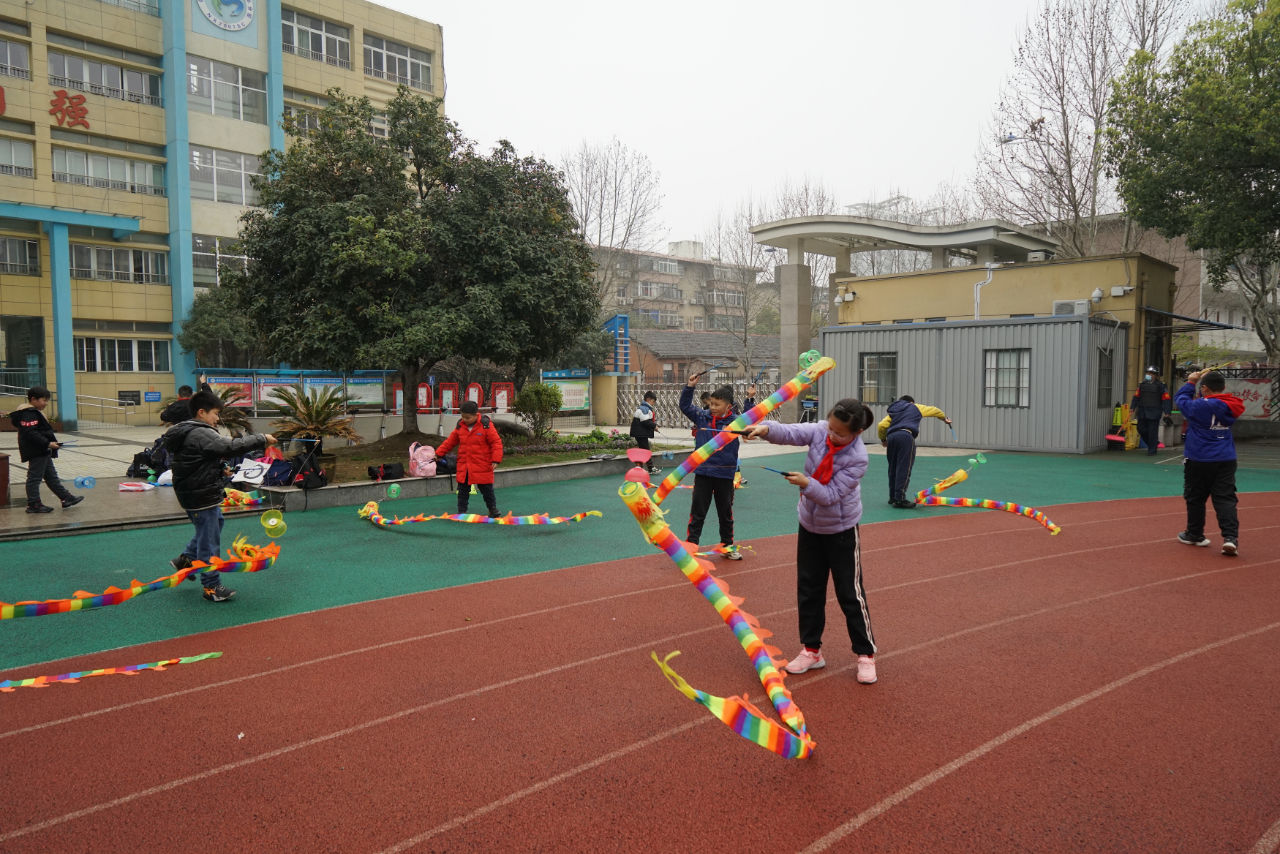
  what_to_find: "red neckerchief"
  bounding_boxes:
[811,436,841,484]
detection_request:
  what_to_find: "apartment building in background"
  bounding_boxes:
[0,0,443,427]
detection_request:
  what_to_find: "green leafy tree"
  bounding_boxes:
[1107,0,1280,362]
[512,382,563,438]
[178,284,264,369]
[213,88,598,434]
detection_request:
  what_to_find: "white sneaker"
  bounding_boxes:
[856,655,877,684]
[724,546,743,560]
[784,648,825,674]
[1222,540,1238,556]
[1177,531,1211,547]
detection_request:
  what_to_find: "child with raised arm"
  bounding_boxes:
[679,377,742,559]
[742,398,880,683]
[1174,370,1245,555]
[10,386,83,514]
[166,389,277,602]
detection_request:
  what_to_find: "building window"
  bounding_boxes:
[0,238,40,275]
[71,244,169,284]
[984,348,1031,407]
[0,37,30,80]
[51,146,164,195]
[711,265,741,282]
[709,314,744,332]
[1097,348,1114,408]
[192,234,248,287]
[644,257,679,275]
[0,137,34,178]
[96,0,160,16]
[924,317,946,323]
[858,352,897,404]
[74,337,170,372]
[692,316,705,330]
[187,56,267,124]
[47,50,162,107]
[281,10,351,68]
[363,34,432,90]
[708,289,743,307]
[190,144,261,205]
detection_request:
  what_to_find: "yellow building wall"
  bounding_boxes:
[835,253,1179,396]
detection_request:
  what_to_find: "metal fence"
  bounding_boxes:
[616,379,780,428]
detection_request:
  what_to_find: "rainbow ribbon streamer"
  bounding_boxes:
[221,488,264,509]
[621,482,813,758]
[653,356,836,504]
[914,467,1061,534]
[359,501,601,527]
[1,652,221,693]
[623,354,835,758]
[0,540,280,620]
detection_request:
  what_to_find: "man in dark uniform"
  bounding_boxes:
[1131,366,1172,456]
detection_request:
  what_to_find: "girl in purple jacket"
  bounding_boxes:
[742,398,879,684]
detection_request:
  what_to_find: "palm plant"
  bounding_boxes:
[267,384,362,446]
[215,387,253,437]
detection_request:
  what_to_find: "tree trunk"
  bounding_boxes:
[399,360,421,434]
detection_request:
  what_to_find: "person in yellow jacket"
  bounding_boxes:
[877,395,951,508]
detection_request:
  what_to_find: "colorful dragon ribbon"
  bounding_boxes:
[652,356,836,504]
[623,354,836,758]
[621,481,813,758]
[0,539,280,620]
[222,488,264,509]
[914,467,1062,534]
[1,652,222,692]
[358,501,602,527]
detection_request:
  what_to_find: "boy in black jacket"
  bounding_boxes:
[164,390,277,602]
[9,386,83,514]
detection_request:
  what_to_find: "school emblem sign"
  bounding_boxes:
[195,0,255,31]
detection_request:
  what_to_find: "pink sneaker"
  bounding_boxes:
[784,648,825,674]
[856,655,877,684]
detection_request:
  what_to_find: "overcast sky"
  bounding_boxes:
[378,0,1044,244]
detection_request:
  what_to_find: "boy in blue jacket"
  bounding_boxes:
[1174,370,1245,556]
[679,378,742,559]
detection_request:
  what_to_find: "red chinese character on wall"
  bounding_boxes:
[49,89,90,129]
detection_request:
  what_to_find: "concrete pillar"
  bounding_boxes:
[44,222,78,429]
[976,244,995,266]
[162,0,198,388]
[931,247,948,269]
[829,249,850,326]
[777,261,811,423]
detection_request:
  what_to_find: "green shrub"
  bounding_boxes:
[512,383,563,438]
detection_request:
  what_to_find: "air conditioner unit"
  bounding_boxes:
[1052,299,1090,316]
[1027,250,1049,262]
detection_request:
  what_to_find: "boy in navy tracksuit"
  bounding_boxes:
[876,395,951,508]
[1174,370,1245,555]
[679,379,742,558]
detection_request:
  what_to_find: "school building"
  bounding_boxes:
[0,0,444,428]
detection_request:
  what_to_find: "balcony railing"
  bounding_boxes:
[52,172,166,196]
[0,63,30,80]
[0,261,39,275]
[70,268,169,285]
[362,66,430,90]
[283,43,352,69]
[0,163,35,178]
[97,0,160,16]
[49,75,163,107]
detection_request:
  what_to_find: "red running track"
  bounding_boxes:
[2,494,1279,853]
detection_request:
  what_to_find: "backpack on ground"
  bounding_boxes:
[408,442,437,477]
[126,435,171,478]
[368,462,406,481]
[262,459,294,486]
[292,449,328,490]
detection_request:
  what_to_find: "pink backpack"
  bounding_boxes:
[408,442,437,477]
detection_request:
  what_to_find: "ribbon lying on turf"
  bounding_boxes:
[0,539,280,620]
[914,466,1061,534]
[622,354,836,759]
[1,652,221,692]
[358,502,601,527]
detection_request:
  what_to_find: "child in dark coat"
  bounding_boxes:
[165,390,276,602]
[9,386,83,514]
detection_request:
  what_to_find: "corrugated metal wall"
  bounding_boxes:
[819,317,1128,454]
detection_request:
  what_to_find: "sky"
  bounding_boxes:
[377,0,1045,245]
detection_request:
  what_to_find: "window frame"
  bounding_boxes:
[983,348,1031,408]
[857,352,898,404]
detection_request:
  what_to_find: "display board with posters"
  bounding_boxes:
[490,382,515,413]
[541,369,591,412]
[344,376,386,407]
[206,376,253,405]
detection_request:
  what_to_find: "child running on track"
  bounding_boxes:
[741,398,880,683]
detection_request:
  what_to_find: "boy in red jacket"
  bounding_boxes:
[436,400,504,517]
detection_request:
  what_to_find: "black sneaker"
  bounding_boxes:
[26,504,54,514]
[488,509,503,518]
[170,555,194,571]
[61,495,84,509]
[1177,531,1210,547]
[202,585,236,602]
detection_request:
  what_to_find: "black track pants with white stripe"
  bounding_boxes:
[795,522,876,657]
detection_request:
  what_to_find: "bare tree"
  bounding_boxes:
[701,200,778,376]
[770,177,841,333]
[561,138,665,310]
[974,0,1190,256]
